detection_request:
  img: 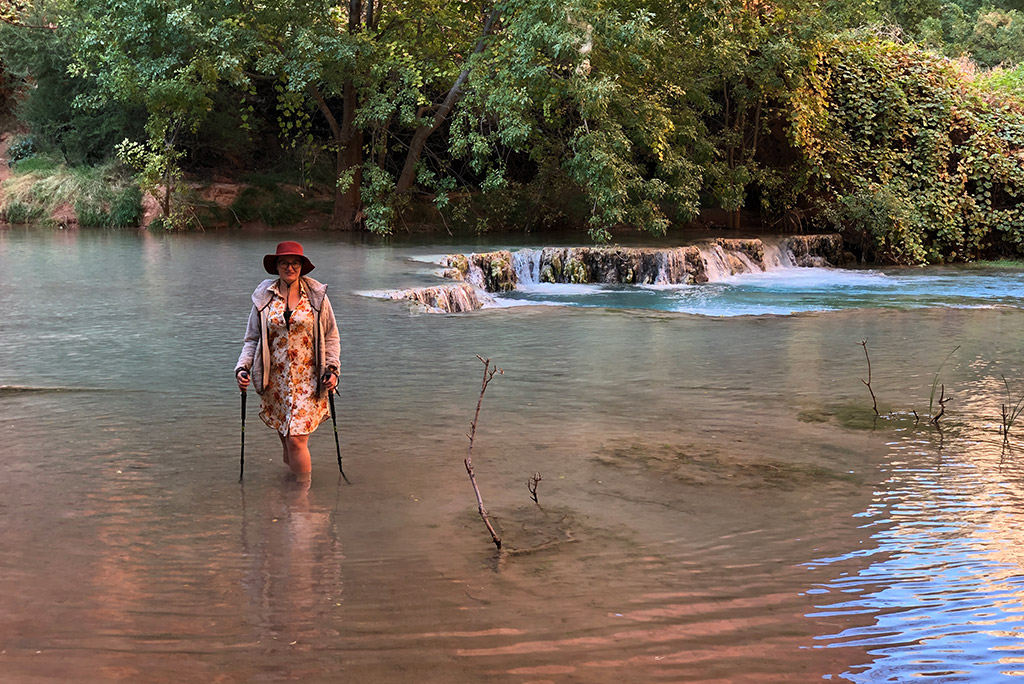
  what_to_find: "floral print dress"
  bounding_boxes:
[259,283,329,436]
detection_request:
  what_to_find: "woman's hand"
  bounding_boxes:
[324,370,338,392]
[236,369,250,393]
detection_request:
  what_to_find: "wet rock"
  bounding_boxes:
[564,256,589,283]
[440,254,469,282]
[444,234,846,292]
[470,251,517,292]
[442,253,470,277]
[549,253,563,280]
[716,238,765,267]
[783,234,846,266]
[385,283,492,313]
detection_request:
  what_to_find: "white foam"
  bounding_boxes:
[515,282,605,296]
[405,254,451,265]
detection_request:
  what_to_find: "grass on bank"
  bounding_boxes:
[0,155,142,227]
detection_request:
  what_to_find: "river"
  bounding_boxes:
[2,228,1024,682]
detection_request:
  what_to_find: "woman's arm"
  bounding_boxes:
[235,305,260,376]
[322,295,341,373]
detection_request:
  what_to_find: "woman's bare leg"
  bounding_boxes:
[285,434,311,480]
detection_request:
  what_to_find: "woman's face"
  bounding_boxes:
[277,257,303,285]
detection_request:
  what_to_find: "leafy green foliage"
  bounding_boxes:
[0,9,146,164]
[7,135,37,165]
[4,0,1024,255]
[787,36,1024,263]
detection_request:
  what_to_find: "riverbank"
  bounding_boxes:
[2,128,773,235]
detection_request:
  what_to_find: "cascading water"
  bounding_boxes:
[464,259,487,289]
[762,242,796,270]
[376,236,851,314]
[376,234,1021,316]
[512,249,544,285]
[498,237,823,288]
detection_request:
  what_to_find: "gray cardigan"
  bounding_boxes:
[235,277,341,396]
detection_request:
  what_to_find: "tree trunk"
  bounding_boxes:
[395,8,499,194]
[310,82,364,230]
[334,81,363,230]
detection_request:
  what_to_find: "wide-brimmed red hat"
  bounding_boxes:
[263,241,315,275]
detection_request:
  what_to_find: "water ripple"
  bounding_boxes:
[806,427,1024,681]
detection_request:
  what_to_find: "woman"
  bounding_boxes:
[235,241,340,483]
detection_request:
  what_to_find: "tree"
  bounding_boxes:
[64,0,237,224]
[0,1,146,164]
[221,0,693,236]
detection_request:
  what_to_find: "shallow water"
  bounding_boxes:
[3,228,1024,682]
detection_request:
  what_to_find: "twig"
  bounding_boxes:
[1000,375,1024,442]
[929,345,960,418]
[465,356,503,550]
[859,340,879,416]
[527,472,542,503]
[931,384,949,425]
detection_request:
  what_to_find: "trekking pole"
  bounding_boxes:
[239,371,248,482]
[327,387,350,484]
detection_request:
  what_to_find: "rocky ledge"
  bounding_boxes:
[441,234,846,292]
[384,282,493,313]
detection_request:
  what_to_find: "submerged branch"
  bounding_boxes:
[527,472,542,504]
[859,340,879,416]
[929,345,960,418]
[465,355,503,550]
[932,384,949,426]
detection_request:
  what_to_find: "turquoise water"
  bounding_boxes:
[488,264,1024,316]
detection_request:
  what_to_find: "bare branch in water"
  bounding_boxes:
[929,345,960,418]
[465,356,503,550]
[859,340,879,416]
[1000,375,1024,443]
[528,472,542,503]
[931,384,950,426]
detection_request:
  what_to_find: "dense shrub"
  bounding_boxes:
[0,21,145,165]
[0,200,45,224]
[230,184,312,227]
[108,186,143,227]
[6,135,37,166]
[787,37,1024,263]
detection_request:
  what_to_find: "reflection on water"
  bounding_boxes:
[807,426,1024,681]
[2,228,1024,682]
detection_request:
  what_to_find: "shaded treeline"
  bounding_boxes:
[3,0,1024,261]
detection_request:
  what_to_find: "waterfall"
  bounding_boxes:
[512,248,543,284]
[655,248,690,284]
[464,260,487,289]
[762,241,796,269]
[446,234,845,292]
[701,244,735,281]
